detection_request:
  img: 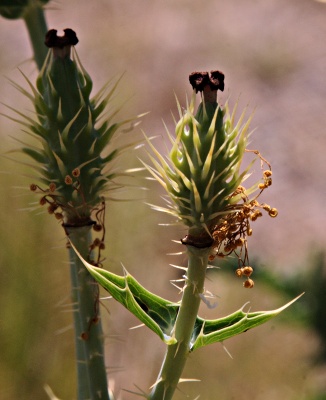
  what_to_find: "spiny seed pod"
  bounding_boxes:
[144,70,255,244]
[10,29,139,226]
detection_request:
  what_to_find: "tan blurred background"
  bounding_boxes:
[0,0,325,399]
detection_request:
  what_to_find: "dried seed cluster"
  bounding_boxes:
[30,176,106,265]
[209,167,278,288]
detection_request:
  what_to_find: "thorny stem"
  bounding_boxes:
[23,3,48,70]
[149,245,210,400]
[67,226,110,400]
[150,74,225,399]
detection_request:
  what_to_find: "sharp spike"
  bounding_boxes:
[169,264,187,271]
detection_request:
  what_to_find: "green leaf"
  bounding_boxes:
[190,294,304,351]
[71,242,302,349]
[71,243,179,344]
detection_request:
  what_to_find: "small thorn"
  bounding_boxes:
[221,341,233,359]
[170,264,187,271]
[170,281,184,293]
[129,323,145,330]
[178,378,201,384]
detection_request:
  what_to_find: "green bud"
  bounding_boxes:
[12,29,137,225]
[144,70,254,238]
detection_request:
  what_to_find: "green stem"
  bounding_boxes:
[67,226,110,400]
[23,3,48,70]
[149,245,210,400]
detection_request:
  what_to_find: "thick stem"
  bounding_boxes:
[23,3,48,70]
[67,226,110,400]
[149,246,210,400]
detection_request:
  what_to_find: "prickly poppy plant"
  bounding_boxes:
[75,71,300,400]
[11,29,137,228]
[144,70,278,287]
[5,29,141,400]
[2,3,302,399]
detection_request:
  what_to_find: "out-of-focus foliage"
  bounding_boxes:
[256,251,326,363]
[1,0,325,399]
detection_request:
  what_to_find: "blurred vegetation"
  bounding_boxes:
[262,250,326,365]
[210,250,326,361]
[0,161,75,399]
[1,0,326,399]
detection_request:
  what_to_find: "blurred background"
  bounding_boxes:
[0,0,325,399]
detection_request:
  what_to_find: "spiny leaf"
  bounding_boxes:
[71,242,302,352]
[71,242,178,344]
[190,294,304,351]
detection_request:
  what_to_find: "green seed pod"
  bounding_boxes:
[144,70,254,240]
[12,29,137,226]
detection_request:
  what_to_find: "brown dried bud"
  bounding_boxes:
[93,224,102,232]
[49,182,56,192]
[65,175,73,185]
[268,208,278,218]
[243,279,254,288]
[39,197,47,206]
[93,238,101,246]
[54,212,63,220]
[209,70,225,91]
[262,204,271,212]
[235,268,243,277]
[72,168,80,177]
[47,203,58,214]
[189,70,224,93]
[45,29,79,48]
[189,71,209,93]
[242,266,253,277]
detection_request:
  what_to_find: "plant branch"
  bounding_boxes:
[67,226,109,400]
[149,245,210,400]
[23,3,48,70]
